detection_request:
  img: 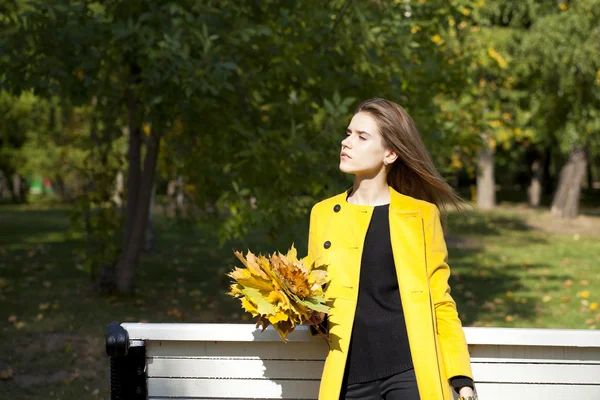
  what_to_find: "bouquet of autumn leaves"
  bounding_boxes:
[226,245,330,342]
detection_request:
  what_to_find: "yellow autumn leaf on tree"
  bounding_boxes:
[487,48,508,69]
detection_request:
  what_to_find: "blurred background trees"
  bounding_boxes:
[1,0,598,293]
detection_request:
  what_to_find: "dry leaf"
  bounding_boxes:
[563,280,573,288]
[0,368,13,380]
[167,309,184,320]
[227,245,330,341]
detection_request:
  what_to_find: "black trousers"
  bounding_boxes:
[339,368,421,400]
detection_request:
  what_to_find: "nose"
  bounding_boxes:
[341,135,351,148]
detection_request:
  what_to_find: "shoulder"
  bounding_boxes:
[392,190,440,218]
[310,190,348,216]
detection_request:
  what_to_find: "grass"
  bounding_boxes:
[0,197,599,399]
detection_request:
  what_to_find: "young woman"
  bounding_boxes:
[305,98,476,400]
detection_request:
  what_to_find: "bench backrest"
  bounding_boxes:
[109,323,600,399]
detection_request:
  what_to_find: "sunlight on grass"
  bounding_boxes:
[0,203,598,400]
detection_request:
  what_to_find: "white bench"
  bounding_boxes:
[105,322,600,399]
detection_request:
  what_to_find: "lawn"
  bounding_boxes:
[0,198,599,399]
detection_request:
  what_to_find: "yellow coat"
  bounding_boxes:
[306,186,473,400]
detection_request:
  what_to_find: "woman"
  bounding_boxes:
[305,98,476,400]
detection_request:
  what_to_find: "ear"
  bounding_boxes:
[384,149,398,166]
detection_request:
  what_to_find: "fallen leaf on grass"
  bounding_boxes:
[505,315,514,322]
[0,368,13,380]
[542,295,552,303]
[39,303,50,310]
[561,297,571,303]
[580,280,589,286]
[8,315,17,323]
[563,280,573,288]
[167,309,184,320]
[15,321,26,329]
[35,313,43,321]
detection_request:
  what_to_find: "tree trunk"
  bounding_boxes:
[476,134,495,209]
[112,170,124,207]
[550,147,587,218]
[10,173,27,203]
[542,147,553,195]
[527,155,543,208]
[116,129,162,293]
[143,184,155,252]
[586,155,593,189]
[122,63,142,254]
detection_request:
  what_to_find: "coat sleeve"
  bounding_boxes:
[425,204,473,381]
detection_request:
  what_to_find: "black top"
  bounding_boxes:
[345,204,413,384]
[341,203,474,393]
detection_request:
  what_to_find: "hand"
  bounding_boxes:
[458,386,475,398]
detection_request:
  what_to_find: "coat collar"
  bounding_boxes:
[333,185,420,213]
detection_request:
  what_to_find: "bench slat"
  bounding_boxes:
[147,341,327,360]
[475,382,600,399]
[470,344,600,364]
[147,378,319,399]
[148,359,324,380]
[146,357,599,384]
[122,323,600,347]
[471,363,600,384]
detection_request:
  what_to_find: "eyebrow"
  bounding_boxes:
[346,128,372,136]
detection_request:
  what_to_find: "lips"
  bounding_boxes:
[341,152,351,159]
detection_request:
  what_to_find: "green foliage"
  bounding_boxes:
[2,0,598,255]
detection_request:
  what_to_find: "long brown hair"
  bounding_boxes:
[354,98,464,226]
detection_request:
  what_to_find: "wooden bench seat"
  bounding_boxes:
[105,323,600,399]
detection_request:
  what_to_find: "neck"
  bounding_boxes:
[348,173,390,206]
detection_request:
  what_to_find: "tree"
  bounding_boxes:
[516,0,600,217]
[1,0,482,292]
[1,0,236,293]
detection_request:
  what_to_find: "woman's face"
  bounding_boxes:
[339,112,396,176]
